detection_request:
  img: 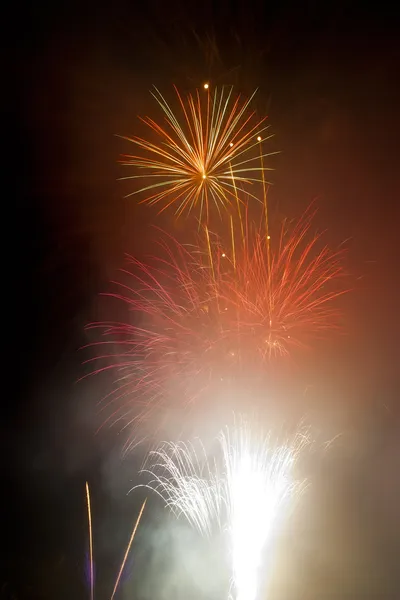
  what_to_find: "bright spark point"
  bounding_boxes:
[267,235,271,240]
[257,136,262,141]
[222,253,226,257]
[204,83,209,89]
[202,174,207,179]
[229,142,234,147]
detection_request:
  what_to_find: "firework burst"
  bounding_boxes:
[83,206,347,448]
[119,85,276,221]
[137,417,310,600]
[84,229,238,450]
[222,203,348,358]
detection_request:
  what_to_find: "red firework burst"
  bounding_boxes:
[84,231,235,448]
[83,207,348,448]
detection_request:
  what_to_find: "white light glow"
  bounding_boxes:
[138,417,309,600]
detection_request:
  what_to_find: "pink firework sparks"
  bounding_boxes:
[83,208,348,448]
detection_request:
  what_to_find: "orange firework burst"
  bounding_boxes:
[83,206,348,449]
[221,205,348,358]
[84,482,146,600]
[119,85,277,221]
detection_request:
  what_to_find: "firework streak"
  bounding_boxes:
[136,417,310,600]
[84,483,146,600]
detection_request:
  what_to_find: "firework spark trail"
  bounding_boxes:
[137,418,310,600]
[84,484,147,600]
[82,206,348,451]
[119,85,277,221]
[83,230,238,450]
[86,482,94,600]
[110,498,147,600]
[140,440,223,536]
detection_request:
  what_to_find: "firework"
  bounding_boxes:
[83,206,347,448]
[137,417,310,600]
[84,230,234,450]
[84,482,146,600]
[110,498,147,600]
[222,422,309,600]
[86,482,94,600]
[119,85,276,221]
[223,203,348,359]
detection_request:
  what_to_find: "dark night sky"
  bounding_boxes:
[6,1,400,598]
